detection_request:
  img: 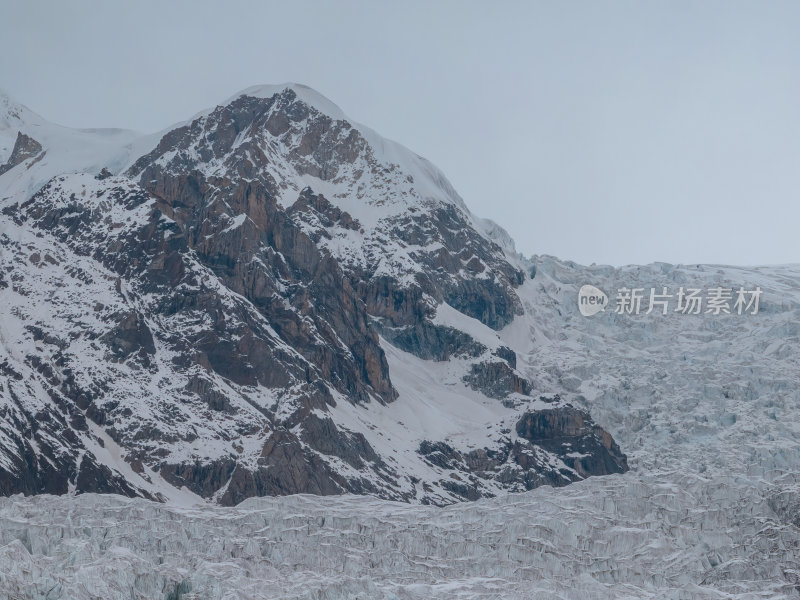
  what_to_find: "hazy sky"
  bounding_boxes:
[1,1,799,266]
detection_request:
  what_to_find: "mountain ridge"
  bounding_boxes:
[0,83,628,506]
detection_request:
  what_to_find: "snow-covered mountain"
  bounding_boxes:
[0,84,627,506]
[2,84,800,598]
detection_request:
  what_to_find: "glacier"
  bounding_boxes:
[2,471,800,599]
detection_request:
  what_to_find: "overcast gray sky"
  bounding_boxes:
[1,1,799,266]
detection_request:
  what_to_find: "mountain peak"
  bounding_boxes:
[0,89,45,132]
[227,82,348,121]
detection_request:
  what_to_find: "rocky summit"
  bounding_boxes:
[0,84,627,506]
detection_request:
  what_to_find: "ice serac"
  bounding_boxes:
[5,473,800,600]
[0,84,627,505]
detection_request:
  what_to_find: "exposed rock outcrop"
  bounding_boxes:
[0,85,628,506]
[0,132,43,176]
[516,407,629,478]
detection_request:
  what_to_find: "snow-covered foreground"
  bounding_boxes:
[2,471,800,600]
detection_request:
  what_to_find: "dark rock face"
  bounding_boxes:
[383,203,525,330]
[357,277,487,361]
[0,86,629,506]
[463,361,532,399]
[0,365,154,500]
[5,172,399,503]
[139,173,394,404]
[287,187,361,236]
[101,311,156,362]
[415,405,627,501]
[516,408,629,477]
[341,204,526,367]
[0,132,43,176]
[299,413,380,469]
[129,89,526,358]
